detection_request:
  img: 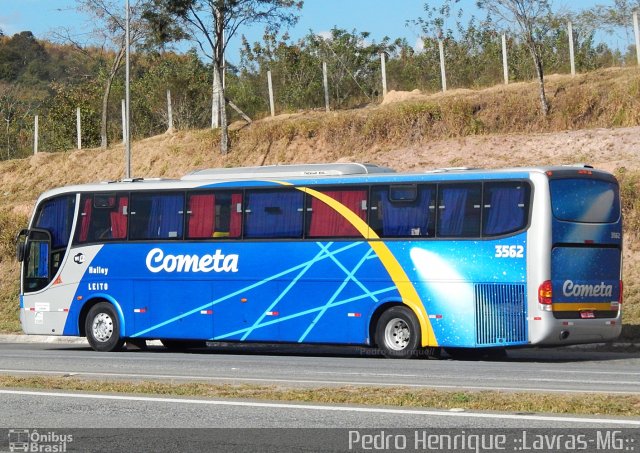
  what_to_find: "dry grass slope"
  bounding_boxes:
[0,67,638,338]
[1,375,639,416]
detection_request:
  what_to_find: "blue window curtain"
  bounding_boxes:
[380,188,432,237]
[36,242,49,278]
[484,185,526,236]
[245,191,303,238]
[438,188,468,237]
[147,195,184,239]
[36,197,72,249]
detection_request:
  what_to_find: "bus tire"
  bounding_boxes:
[374,306,421,359]
[85,302,124,352]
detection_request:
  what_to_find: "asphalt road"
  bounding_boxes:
[0,342,639,433]
[0,342,639,394]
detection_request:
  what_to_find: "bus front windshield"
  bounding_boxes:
[550,178,620,223]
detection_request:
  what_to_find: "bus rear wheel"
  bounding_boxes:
[375,306,420,359]
[85,302,124,352]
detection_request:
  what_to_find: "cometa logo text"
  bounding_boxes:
[562,280,613,298]
[145,248,239,273]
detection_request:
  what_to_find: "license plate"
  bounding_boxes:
[580,311,595,319]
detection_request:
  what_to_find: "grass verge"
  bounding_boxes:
[1,375,639,417]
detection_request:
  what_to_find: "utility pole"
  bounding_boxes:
[124,0,131,178]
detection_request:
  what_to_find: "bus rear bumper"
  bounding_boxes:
[530,316,622,346]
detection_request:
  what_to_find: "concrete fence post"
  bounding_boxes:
[501,33,509,85]
[380,52,388,97]
[33,115,38,155]
[568,21,576,76]
[76,107,81,149]
[267,70,275,117]
[438,39,447,92]
[323,62,330,112]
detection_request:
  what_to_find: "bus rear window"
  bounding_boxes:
[550,178,620,223]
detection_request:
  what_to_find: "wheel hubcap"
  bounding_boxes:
[384,317,410,351]
[92,313,114,343]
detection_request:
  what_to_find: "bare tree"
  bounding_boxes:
[144,0,303,155]
[55,0,150,149]
[477,0,554,116]
[0,83,34,160]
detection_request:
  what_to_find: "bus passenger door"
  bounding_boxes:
[19,229,52,294]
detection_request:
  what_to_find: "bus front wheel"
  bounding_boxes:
[85,302,124,352]
[375,306,420,359]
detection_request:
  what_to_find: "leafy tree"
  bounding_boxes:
[143,0,303,155]
[476,0,555,116]
[0,32,50,84]
[576,0,640,65]
[132,50,212,133]
[57,0,152,149]
[410,1,504,90]
[240,28,403,112]
[0,83,37,159]
[41,81,102,152]
[240,31,323,112]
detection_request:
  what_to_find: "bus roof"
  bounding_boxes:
[182,162,395,180]
[34,163,614,203]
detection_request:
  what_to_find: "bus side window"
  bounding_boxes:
[35,195,75,250]
[130,193,184,240]
[370,185,435,238]
[34,195,75,277]
[74,194,128,243]
[245,189,303,239]
[306,188,367,238]
[483,182,529,236]
[187,191,242,239]
[437,184,482,238]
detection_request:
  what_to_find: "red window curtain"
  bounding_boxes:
[188,194,215,238]
[309,190,366,237]
[78,197,92,242]
[110,196,129,239]
[229,193,242,238]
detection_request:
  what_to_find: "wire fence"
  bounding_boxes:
[6,15,640,159]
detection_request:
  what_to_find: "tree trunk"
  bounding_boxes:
[213,6,228,155]
[211,65,220,128]
[528,41,549,116]
[5,119,10,160]
[214,62,228,155]
[100,46,125,149]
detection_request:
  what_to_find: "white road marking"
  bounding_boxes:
[0,368,638,394]
[1,388,638,426]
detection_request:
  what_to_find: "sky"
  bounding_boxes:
[0,0,632,64]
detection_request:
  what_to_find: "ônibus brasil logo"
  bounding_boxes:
[145,248,239,273]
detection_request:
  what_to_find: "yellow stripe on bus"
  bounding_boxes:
[295,186,437,347]
[552,302,617,312]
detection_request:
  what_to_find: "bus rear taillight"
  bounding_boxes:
[538,280,553,310]
[619,280,624,304]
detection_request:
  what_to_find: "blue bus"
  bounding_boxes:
[16,163,623,358]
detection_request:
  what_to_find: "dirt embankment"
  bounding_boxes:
[0,67,639,335]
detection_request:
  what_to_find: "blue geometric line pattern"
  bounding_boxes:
[297,246,375,343]
[131,241,365,337]
[214,286,397,340]
[239,245,330,340]
[316,242,381,304]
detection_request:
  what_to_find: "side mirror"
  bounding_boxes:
[15,229,28,263]
[16,242,25,262]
